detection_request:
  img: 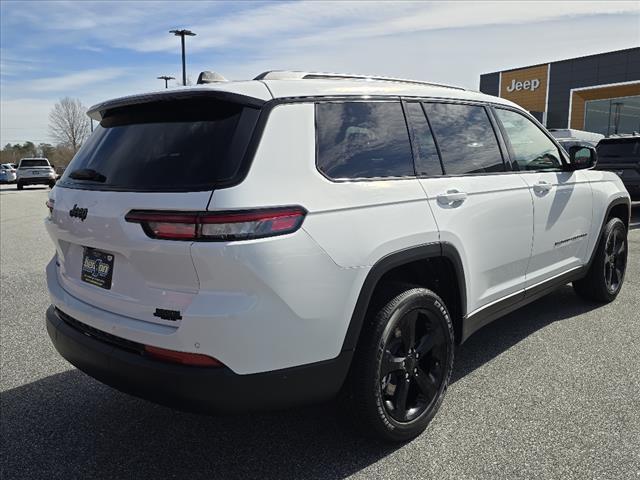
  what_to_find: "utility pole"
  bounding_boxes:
[157,75,175,89]
[169,29,196,86]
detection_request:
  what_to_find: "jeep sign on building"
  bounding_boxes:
[480,47,640,136]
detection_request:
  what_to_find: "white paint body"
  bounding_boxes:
[45,78,630,375]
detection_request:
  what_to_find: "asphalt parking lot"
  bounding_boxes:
[1,184,639,480]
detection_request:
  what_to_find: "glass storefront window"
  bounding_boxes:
[584,95,640,136]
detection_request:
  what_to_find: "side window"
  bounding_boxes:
[404,102,443,176]
[422,102,504,175]
[316,102,414,179]
[494,108,562,171]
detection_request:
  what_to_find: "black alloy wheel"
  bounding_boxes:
[603,226,627,294]
[574,216,628,303]
[379,307,448,423]
[347,285,454,442]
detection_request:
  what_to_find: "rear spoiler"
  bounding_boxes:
[87,89,266,121]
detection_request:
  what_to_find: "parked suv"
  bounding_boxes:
[0,163,17,183]
[16,157,56,189]
[45,71,631,442]
[596,135,640,200]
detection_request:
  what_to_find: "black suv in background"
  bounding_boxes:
[596,135,640,200]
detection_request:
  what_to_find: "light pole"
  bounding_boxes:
[157,75,175,89]
[169,29,196,86]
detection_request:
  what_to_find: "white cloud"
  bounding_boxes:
[130,1,640,54]
[0,49,44,77]
[291,1,640,47]
[10,1,637,56]
[0,99,55,145]
[25,68,126,92]
[1,1,638,146]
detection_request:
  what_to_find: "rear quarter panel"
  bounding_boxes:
[209,102,439,268]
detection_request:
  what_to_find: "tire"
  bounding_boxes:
[16,182,23,190]
[573,217,628,303]
[48,181,56,188]
[346,285,455,442]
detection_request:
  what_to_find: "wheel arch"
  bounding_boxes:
[341,242,467,352]
[586,196,631,269]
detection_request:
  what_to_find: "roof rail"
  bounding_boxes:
[254,70,465,91]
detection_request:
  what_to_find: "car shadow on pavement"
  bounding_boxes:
[0,287,601,480]
[451,285,600,383]
[1,370,398,480]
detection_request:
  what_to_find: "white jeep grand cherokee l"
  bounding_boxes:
[45,71,631,442]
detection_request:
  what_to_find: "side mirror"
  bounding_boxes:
[568,145,597,170]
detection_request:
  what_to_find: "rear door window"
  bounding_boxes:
[316,101,414,179]
[423,103,504,175]
[58,97,261,191]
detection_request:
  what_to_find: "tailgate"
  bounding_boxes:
[45,91,264,325]
[46,188,210,325]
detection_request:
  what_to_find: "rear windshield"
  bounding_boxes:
[19,159,49,168]
[58,98,261,191]
[597,139,640,163]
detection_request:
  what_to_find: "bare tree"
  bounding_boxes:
[48,97,90,153]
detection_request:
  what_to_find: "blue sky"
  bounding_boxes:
[1,0,639,145]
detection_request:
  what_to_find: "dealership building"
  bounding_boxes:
[479,47,640,136]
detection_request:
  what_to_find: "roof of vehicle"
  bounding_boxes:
[18,157,49,161]
[88,70,522,120]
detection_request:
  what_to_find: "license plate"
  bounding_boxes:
[81,248,114,289]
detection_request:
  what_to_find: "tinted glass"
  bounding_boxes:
[597,139,640,164]
[584,95,640,136]
[316,102,414,179]
[405,102,443,176]
[423,103,504,174]
[19,159,49,168]
[59,98,260,191]
[495,108,562,171]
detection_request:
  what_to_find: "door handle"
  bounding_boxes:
[533,180,553,194]
[437,189,468,205]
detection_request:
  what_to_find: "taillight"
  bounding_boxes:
[125,207,306,241]
[144,345,223,367]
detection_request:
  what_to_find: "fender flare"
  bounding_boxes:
[585,196,631,270]
[340,242,466,352]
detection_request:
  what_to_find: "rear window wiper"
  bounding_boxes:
[69,168,107,182]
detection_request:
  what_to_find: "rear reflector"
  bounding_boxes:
[144,345,223,367]
[125,206,306,241]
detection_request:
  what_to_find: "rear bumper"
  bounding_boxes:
[46,305,352,412]
[19,177,55,185]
